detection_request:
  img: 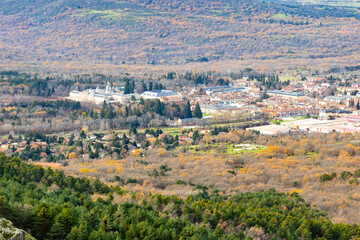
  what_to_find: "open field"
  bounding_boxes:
[188,143,267,155]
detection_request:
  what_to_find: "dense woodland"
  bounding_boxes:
[0,96,206,134]
[1,154,360,239]
[0,71,232,97]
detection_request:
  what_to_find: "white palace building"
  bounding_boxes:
[69,83,130,104]
[69,83,182,104]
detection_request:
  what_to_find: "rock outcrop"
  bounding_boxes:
[0,218,36,240]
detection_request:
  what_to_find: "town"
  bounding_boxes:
[63,72,360,135]
[2,69,360,164]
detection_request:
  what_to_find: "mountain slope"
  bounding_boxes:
[0,0,359,74]
[266,0,360,7]
[1,155,360,239]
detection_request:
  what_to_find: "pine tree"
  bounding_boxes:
[80,130,86,138]
[184,101,192,119]
[142,82,147,91]
[193,102,203,119]
[131,80,135,93]
[124,78,133,94]
[154,99,163,115]
[149,82,153,91]
[105,104,115,119]
[100,108,105,119]
[48,221,67,240]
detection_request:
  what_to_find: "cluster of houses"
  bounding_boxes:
[66,75,360,133]
[248,114,360,135]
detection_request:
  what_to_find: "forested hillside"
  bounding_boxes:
[265,0,360,7]
[0,0,359,74]
[1,154,360,239]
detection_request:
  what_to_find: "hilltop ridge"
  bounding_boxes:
[0,0,359,74]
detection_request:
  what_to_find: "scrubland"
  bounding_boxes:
[54,130,360,224]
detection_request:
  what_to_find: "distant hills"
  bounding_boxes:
[266,0,360,7]
[0,0,359,74]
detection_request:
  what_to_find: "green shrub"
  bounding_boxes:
[320,172,336,182]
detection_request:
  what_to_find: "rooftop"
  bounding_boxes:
[267,90,306,97]
[141,90,179,98]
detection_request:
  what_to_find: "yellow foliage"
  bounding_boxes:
[149,137,157,145]
[79,168,97,173]
[239,167,253,173]
[5,106,15,111]
[35,111,47,115]
[351,192,360,201]
[91,193,108,202]
[68,152,78,159]
[31,145,40,150]
[115,166,124,173]
[180,172,189,177]
[157,148,167,157]
[203,132,212,144]
[287,189,303,194]
[143,180,149,186]
[338,150,350,158]
[215,172,228,176]
[107,160,117,165]
[283,147,293,155]
[60,146,67,154]
[300,166,311,171]
[294,149,306,155]
[270,165,282,169]
[132,149,142,157]
[267,146,282,154]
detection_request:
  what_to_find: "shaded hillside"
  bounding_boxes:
[0,0,359,73]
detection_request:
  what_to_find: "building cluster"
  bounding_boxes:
[248,115,360,135]
[69,83,127,104]
[66,74,360,133]
[69,83,183,104]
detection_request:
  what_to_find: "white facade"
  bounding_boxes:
[141,90,180,99]
[69,83,128,104]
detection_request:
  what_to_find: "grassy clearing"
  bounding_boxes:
[278,75,297,82]
[161,127,182,136]
[306,151,318,159]
[229,144,267,154]
[188,143,267,155]
[271,13,291,20]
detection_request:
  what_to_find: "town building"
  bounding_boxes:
[140,90,183,102]
[202,85,249,95]
[69,82,128,104]
[267,90,306,99]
